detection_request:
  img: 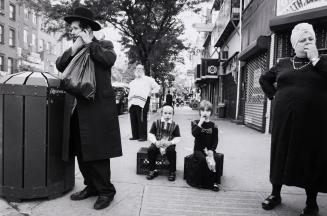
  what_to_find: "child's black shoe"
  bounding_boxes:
[262,195,281,210]
[168,172,176,181]
[146,170,158,180]
[212,183,220,192]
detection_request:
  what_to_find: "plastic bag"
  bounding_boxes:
[61,45,96,101]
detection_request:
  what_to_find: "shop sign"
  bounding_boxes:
[201,59,219,79]
[208,65,218,75]
[277,0,327,16]
[211,0,231,46]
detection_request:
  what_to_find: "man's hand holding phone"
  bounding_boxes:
[71,36,84,56]
[79,29,93,44]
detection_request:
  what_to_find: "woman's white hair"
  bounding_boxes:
[290,22,316,49]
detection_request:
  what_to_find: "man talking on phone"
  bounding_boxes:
[56,7,122,210]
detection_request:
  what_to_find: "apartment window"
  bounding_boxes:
[32,11,37,24]
[8,57,13,74]
[9,28,15,47]
[31,33,36,47]
[24,8,29,19]
[46,41,51,53]
[39,39,44,51]
[0,0,4,10]
[24,29,28,46]
[0,55,4,71]
[0,24,3,44]
[9,4,15,20]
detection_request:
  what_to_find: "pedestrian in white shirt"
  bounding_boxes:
[128,64,160,141]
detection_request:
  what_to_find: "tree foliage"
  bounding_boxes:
[20,0,208,84]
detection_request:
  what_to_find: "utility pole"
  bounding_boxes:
[235,0,243,120]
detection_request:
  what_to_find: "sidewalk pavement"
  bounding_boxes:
[1,106,326,216]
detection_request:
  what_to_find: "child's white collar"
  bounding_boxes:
[161,117,173,124]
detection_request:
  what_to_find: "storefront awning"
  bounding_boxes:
[238,36,270,61]
[214,19,239,47]
[270,6,327,32]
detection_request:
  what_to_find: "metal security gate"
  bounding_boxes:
[244,52,268,132]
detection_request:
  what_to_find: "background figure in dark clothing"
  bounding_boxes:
[128,64,160,141]
[56,7,122,210]
[187,100,219,192]
[165,90,173,106]
[259,23,327,216]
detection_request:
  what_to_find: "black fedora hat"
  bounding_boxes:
[64,7,101,31]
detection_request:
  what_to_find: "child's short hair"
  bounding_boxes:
[199,100,213,115]
[161,103,174,115]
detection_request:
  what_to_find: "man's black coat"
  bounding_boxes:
[56,38,122,161]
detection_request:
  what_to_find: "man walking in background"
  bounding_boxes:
[128,64,160,141]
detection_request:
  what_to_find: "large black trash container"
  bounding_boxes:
[0,72,74,202]
[217,103,226,118]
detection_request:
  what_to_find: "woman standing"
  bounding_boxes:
[259,23,327,216]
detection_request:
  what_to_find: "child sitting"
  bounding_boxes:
[188,100,219,191]
[146,104,181,181]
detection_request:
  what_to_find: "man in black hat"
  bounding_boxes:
[56,7,122,210]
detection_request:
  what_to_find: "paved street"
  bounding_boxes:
[1,106,326,216]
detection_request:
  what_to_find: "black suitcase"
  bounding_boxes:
[136,147,175,175]
[184,152,224,184]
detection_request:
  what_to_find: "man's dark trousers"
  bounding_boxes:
[71,110,116,197]
[129,97,150,140]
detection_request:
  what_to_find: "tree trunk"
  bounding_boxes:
[160,82,166,108]
[140,56,151,76]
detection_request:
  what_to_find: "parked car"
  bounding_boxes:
[113,82,129,115]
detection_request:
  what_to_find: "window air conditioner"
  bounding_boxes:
[220,51,228,61]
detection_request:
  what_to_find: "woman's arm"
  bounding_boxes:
[313,55,327,80]
[259,64,278,100]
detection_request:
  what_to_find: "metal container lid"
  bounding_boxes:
[0,72,61,88]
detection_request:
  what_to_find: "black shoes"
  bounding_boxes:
[147,170,177,181]
[71,188,114,210]
[300,205,319,216]
[138,138,147,142]
[168,172,176,181]
[70,188,97,201]
[212,183,220,192]
[94,195,114,210]
[262,195,282,210]
[146,170,159,180]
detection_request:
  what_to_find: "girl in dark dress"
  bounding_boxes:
[188,100,219,191]
[259,23,327,216]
